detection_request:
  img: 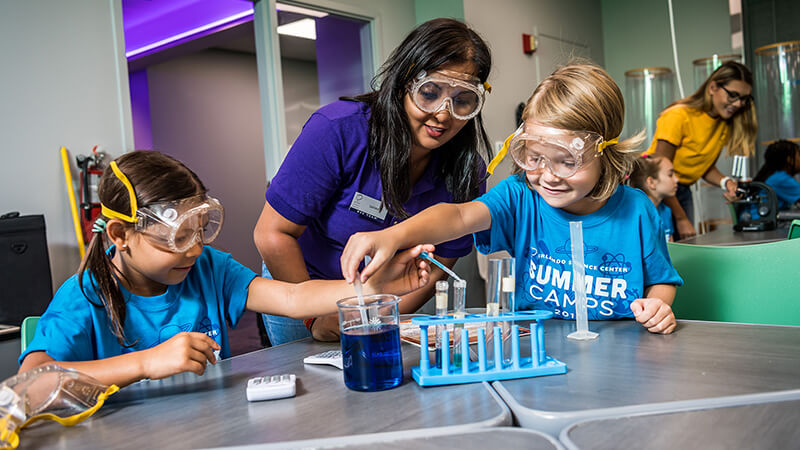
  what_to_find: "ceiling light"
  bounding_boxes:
[277,18,316,40]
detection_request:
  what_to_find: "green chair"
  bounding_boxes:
[789,219,800,240]
[20,316,40,353]
[667,238,800,326]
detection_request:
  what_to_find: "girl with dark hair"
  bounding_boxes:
[254,18,493,343]
[647,61,758,239]
[628,155,679,241]
[754,139,800,209]
[18,151,433,387]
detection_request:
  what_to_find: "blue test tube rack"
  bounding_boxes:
[411,310,566,387]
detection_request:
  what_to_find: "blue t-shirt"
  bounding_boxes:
[20,247,256,365]
[764,171,800,210]
[266,100,484,280]
[474,176,683,320]
[657,202,674,242]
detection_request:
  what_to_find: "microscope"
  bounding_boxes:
[729,155,778,231]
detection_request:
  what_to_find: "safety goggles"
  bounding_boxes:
[101,161,224,253]
[488,123,617,178]
[1,365,118,449]
[136,195,224,253]
[408,70,490,120]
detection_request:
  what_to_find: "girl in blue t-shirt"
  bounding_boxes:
[628,155,679,241]
[754,140,800,210]
[341,63,683,334]
[18,151,433,387]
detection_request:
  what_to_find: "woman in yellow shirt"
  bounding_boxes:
[647,62,757,238]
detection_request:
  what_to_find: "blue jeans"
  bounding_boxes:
[674,183,694,238]
[260,263,312,345]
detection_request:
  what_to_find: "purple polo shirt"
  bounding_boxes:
[266,100,483,280]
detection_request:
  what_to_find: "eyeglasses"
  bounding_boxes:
[719,84,753,107]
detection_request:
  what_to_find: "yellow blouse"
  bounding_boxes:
[646,105,730,185]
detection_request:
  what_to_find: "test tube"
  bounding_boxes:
[434,280,449,369]
[485,259,502,367]
[452,279,467,368]
[499,257,515,364]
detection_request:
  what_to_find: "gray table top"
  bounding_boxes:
[21,339,510,449]
[561,399,800,450]
[677,226,787,245]
[494,320,800,435]
[222,427,562,450]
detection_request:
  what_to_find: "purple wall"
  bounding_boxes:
[129,70,153,150]
[314,15,369,104]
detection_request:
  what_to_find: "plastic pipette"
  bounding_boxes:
[420,251,463,282]
[434,280,449,368]
[567,221,598,341]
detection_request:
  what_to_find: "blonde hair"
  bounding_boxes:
[671,61,757,156]
[517,63,645,201]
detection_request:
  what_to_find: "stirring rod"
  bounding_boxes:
[420,251,463,282]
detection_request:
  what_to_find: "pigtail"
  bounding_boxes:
[78,221,134,347]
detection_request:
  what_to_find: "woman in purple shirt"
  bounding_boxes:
[254,18,493,343]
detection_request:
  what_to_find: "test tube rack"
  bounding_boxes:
[410,310,566,387]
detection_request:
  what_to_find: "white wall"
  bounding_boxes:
[146,49,267,273]
[0,1,133,289]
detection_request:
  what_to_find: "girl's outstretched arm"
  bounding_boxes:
[340,200,492,284]
[246,245,434,319]
[18,332,220,387]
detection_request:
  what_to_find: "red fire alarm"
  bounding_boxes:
[522,33,536,54]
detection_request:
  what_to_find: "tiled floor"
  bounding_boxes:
[227,310,268,356]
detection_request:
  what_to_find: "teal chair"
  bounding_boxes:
[667,236,800,326]
[20,316,40,353]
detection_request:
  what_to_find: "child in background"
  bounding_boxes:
[341,64,683,334]
[754,139,800,210]
[18,151,433,387]
[628,155,679,241]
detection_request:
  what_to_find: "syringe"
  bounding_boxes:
[452,279,467,368]
[434,280,449,369]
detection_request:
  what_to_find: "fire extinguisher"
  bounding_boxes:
[75,146,106,243]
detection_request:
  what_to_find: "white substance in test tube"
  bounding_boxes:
[567,221,598,341]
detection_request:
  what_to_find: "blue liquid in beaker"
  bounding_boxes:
[341,324,402,391]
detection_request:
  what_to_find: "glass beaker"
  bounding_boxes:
[337,294,402,391]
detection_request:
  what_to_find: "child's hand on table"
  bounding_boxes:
[140,332,220,379]
[630,298,676,334]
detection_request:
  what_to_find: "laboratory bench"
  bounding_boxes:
[677,225,788,245]
[493,319,800,436]
[19,337,510,449]
[14,319,800,449]
[560,399,800,450]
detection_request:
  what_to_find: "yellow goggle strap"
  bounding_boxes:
[487,131,516,174]
[100,161,138,223]
[483,81,492,93]
[20,384,119,429]
[597,137,619,155]
[1,416,20,449]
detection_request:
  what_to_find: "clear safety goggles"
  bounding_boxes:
[495,123,616,178]
[408,70,490,120]
[135,195,224,253]
[1,365,118,449]
[101,161,224,253]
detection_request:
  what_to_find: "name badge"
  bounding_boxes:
[349,192,388,221]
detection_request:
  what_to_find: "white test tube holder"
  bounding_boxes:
[411,310,567,387]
